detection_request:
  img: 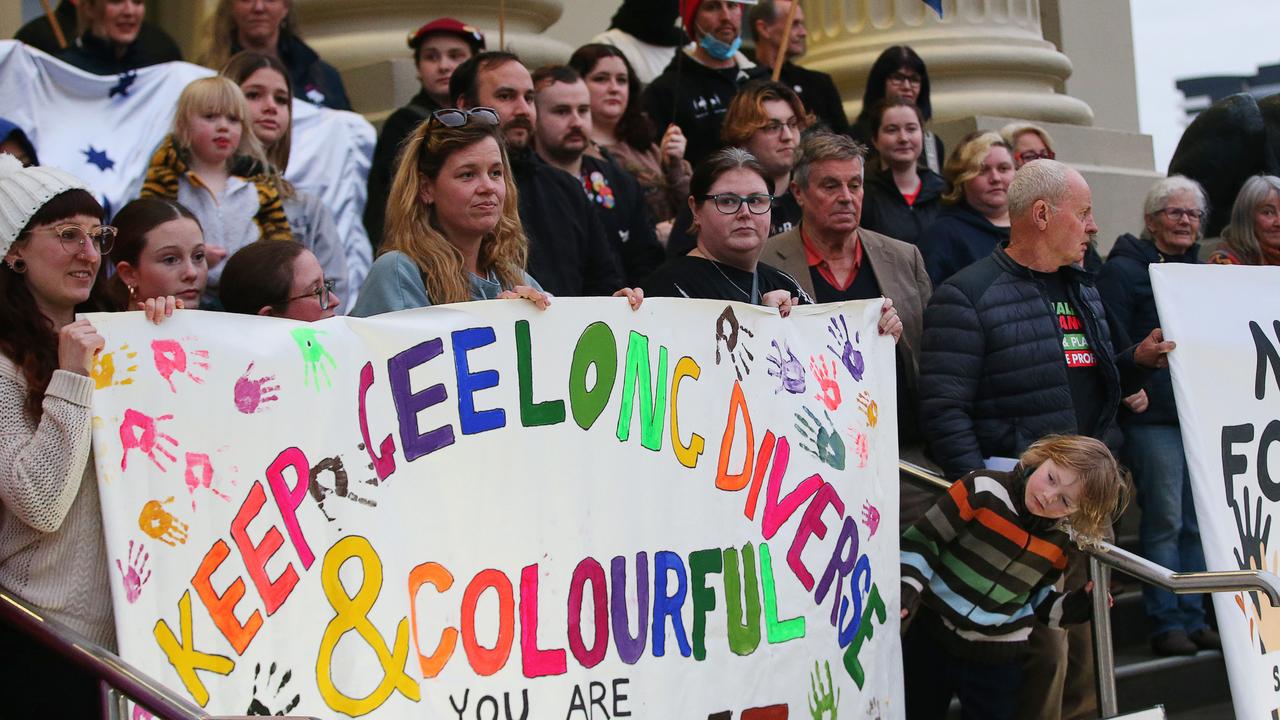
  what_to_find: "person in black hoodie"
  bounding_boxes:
[642,0,769,167]
[57,0,182,75]
[747,0,849,135]
[451,52,624,297]
[1096,175,1220,658]
[198,0,350,111]
[916,131,1014,286]
[365,18,485,248]
[861,98,944,246]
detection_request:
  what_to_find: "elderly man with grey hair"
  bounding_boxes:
[914,159,1174,720]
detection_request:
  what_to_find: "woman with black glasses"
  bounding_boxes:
[640,148,810,314]
[853,46,945,174]
[219,240,339,321]
[0,156,177,715]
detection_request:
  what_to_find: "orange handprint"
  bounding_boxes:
[92,344,138,390]
[138,497,189,546]
[857,390,879,428]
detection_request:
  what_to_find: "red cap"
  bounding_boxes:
[407,18,486,52]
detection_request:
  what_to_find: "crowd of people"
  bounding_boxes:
[4,0,1280,717]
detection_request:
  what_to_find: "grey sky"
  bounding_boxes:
[1131,0,1280,172]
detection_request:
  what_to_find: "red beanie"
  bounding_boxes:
[680,0,703,40]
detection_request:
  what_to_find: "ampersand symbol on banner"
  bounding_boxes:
[316,535,420,715]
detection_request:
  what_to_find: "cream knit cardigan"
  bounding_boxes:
[0,352,114,649]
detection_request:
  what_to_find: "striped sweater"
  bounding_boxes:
[900,467,1091,661]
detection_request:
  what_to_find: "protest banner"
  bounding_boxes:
[87,298,903,719]
[1153,265,1280,720]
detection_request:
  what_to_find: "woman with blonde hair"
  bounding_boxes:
[351,108,547,314]
[916,131,1016,285]
[141,75,290,306]
[197,0,349,110]
[1000,122,1056,169]
[1209,174,1280,265]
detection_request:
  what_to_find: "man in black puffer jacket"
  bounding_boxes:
[918,159,1174,720]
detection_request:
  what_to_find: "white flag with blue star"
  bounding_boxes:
[0,40,373,298]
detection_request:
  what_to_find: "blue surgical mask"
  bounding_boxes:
[699,32,742,61]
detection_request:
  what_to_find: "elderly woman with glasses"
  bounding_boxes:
[640,147,811,315]
[0,156,177,715]
[219,240,339,321]
[1096,175,1220,657]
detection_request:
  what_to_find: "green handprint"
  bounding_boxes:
[808,659,840,719]
[291,327,337,390]
[795,407,846,471]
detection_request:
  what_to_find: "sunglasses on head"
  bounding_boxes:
[429,107,501,129]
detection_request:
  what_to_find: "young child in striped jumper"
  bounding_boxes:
[900,434,1128,720]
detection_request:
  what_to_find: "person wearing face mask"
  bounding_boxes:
[643,0,769,168]
[16,0,180,66]
[365,18,485,249]
[57,0,182,75]
[916,132,1015,286]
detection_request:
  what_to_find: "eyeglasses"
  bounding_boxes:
[699,193,774,215]
[40,224,116,255]
[1156,207,1204,221]
[285,278,336,308]
[429,107,501,129]
[1018,149,1056,164]
[887,72,922,87]
[759,118,800,137]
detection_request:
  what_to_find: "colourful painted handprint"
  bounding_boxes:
[827,314,865,381]
[234,362,280,413]
[138,497,189,546]
[92,344,138,390]
[151,338,209,393]
[119,409,179,472]
[795,407,846,471]
[114,539,151,603]
[767,340,805,394]
[810,354,843,410]
[291,328,337,390]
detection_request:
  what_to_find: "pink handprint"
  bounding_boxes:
[184,452,230,510]
[152,338,209,393]
[846,428,869,468]
[234,362,280,414]
[114,540,151,603]
[119,409,179,471]
[132,706,154,720]
[810,355,843,411]
[862,501,881,537]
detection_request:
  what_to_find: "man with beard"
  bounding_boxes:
[532,65,664,286]
[748,0,849,135]
[451,52,624,296]
[643,0,769,167]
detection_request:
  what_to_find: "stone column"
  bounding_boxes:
[802,0,1093,126]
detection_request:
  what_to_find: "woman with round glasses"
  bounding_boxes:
[1209,174,1280,266]
[352,107,549,315]
[641,148,810,314]
[219,240,339,321]
[1000,122,1056,169]
[0,155,178,715]
[854,46,944,174]
[1096,175,1218,657]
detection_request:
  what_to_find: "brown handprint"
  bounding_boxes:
[152,337,210,393]
[139,497,189,546]
[715,306,755,381]
[119,409,179,472]
[856,391,878,428]
[810,355,843,411]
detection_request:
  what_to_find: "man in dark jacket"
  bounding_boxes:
[748,0,849,136]
[919,159,1174,720]
[532,65,663,286]
[452,52,624,297]
[365,18,484,248]
[643,0,769,167]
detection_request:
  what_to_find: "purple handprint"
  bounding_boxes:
[115,540,151,603]
[862,501,881,537]
[766,340,805,394]
[827,314,865,381]
[234,362,280,414]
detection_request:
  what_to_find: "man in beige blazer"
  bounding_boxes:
[761,130,937,527]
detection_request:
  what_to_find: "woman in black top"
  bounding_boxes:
[59,0,182,75]
[861,98,945,246]
[641,148,810,313]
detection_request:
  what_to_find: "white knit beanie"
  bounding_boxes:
[0,153,89,258]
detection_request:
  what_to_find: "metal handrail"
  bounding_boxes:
[899,459,1280,718]
[0,589,319,720]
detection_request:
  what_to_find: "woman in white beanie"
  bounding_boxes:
[0,154,177,714]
